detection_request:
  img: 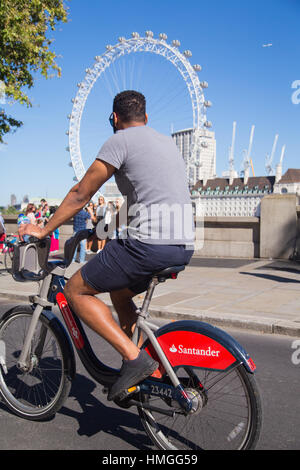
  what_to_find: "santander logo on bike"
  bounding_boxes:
[157,331,236,370]
[169,343,221,357]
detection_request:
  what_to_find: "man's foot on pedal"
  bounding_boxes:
[107,350,158,402]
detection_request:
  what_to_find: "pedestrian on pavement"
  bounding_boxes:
[72,208,91,263]
[96,195,107,252]
[86,202,97,254]
[0,211,6,253]
[25,203,37,225]
[49,206,60,253]
[114,198,124,239]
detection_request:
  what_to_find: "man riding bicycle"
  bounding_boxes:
[18,90,195,401]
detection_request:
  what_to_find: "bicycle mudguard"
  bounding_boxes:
[143,320,256,379]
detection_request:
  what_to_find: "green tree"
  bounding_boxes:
[0,0,68,143]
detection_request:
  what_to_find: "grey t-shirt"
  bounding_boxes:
[96,126,195,246]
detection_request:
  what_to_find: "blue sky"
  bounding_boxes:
[1,0,300,206]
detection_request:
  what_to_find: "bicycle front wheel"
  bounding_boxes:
[0,306,73,421]
[138,363,262,450]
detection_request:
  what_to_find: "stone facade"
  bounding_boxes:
[192,169,300,218]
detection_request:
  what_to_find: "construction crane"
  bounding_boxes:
[265,134,279,175]
[241,125,255,177]
[228,121,236,171]
[279,144,286,166]
[247,125,255,176]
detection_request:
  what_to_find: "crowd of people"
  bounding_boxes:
[0,196,123,262]
[72,195,123,263]
[0,199,59,253]
[18,199,60,252]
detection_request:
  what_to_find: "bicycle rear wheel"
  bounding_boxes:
[138,363,262,450]
[0,305,73,421]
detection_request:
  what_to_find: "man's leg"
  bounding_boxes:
[64,269,140,361]
[110,288,144,347]
[64,269,158,401]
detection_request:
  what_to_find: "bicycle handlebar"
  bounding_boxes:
[12,229,95,282]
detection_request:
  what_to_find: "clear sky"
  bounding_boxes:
[1,0,300,206]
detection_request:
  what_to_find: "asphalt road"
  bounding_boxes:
[0,300,299,452]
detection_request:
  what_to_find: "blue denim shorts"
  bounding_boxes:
[80,237,193,294]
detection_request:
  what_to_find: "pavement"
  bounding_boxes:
[1,250,300,337]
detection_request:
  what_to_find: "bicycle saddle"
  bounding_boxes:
[153,265,185,282]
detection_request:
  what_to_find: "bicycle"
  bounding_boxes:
[0,229,262,450]
[1,234,17,273]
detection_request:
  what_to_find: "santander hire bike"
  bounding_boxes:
[0,230,262,450]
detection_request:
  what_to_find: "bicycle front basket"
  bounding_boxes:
[12,237,51,282]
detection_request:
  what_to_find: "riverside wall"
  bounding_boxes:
[3,194,300,259]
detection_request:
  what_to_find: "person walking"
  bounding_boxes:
[96,195,107,252]
[86,202,97,253]
[0,211,6,253]
[48,206,60,253]
[25,203,37,225]
[72,208,91,263]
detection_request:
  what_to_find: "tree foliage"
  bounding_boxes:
[0,0,68,143]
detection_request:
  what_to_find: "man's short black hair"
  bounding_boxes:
[113,90,146,123]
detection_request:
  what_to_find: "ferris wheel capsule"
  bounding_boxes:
[200,81,208,88]
[193,64,202,72]
[172,40,181,47]
[131,32,140,38]
[159,33,167,41]
[204,121,212,128]
[184,50,192,57]
[145,31,154,38]
[106,45,113,51]
[204,100,212,107]
[201,142,208,148]
[118,36,126,42]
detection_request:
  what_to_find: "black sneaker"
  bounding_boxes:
[107,350,159,402]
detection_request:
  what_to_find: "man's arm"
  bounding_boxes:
[19,159,115,239]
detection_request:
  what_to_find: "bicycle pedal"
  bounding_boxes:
[127,385,140,395]
[118,385,140,401]
[113,385,140,408]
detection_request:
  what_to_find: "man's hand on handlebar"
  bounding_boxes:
[18,223,46,242]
